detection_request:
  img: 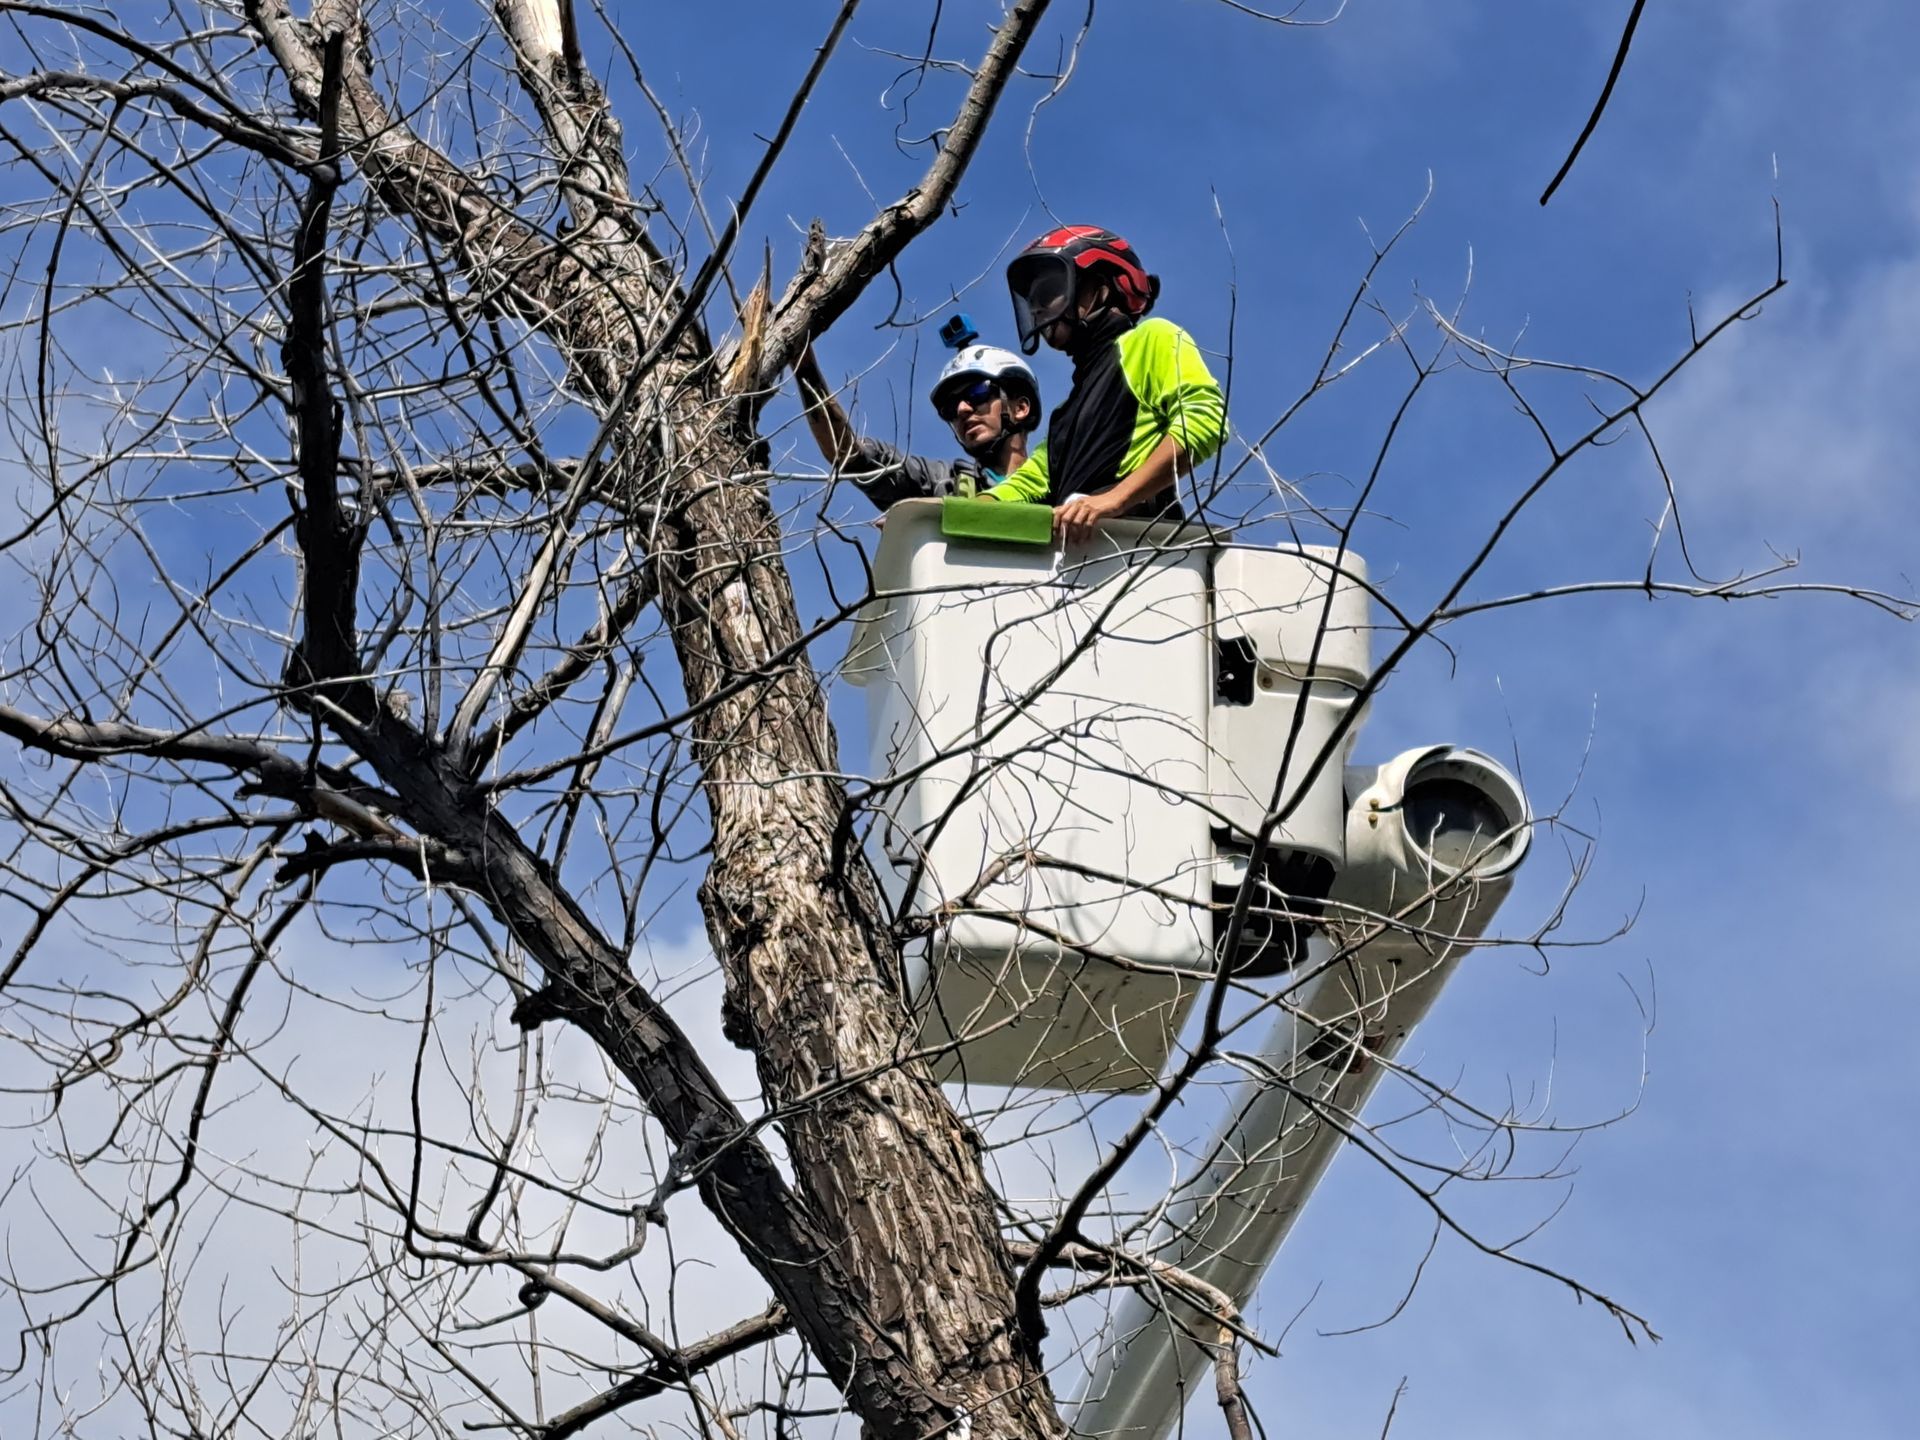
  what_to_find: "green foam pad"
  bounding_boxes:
[939,496,1053,547]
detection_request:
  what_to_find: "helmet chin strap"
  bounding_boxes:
[957,412,1016,466]
[955,388,1037,467]
[1047,278,1117,355]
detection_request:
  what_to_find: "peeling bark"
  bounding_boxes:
[238,2,1065,1434]
[663,456,1062,1437]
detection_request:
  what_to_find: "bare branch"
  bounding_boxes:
[755,0,1052,388]
[536,1304,790,1440]
[1540,0,1649,205]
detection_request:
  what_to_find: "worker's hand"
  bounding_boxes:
[1054,492,1119,546]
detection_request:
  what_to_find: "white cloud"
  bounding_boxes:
[0,915,789,1437]
[1649,245,1920,566]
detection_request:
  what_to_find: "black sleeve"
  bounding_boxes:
[845,435,966,510]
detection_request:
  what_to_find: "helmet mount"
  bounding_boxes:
[938,312,982,350]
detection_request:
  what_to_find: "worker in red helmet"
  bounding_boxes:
[984,226,1225,543]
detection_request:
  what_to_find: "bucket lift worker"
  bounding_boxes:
[791,314,1043,510]
[981,226,1226,544]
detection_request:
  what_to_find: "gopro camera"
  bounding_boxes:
[938,312,980,350]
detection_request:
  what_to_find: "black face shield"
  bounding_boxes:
[1008,254,1076,354]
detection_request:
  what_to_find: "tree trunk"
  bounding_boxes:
[660,427,1064,1439]
[242,4,1066,1429]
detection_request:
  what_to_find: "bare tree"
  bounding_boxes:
[0,5,1904,1439]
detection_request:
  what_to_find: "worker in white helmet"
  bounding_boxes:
[791,314,1042,509]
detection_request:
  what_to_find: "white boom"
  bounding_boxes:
[1065,747,1530,1440]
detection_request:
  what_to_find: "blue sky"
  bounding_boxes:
[2,3,1916,1435]
[707,3,1919,1433]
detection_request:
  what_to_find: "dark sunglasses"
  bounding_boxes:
[934,378,1000,421]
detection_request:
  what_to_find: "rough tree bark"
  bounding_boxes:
[237,1,1064,1434]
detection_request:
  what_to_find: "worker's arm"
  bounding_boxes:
[1140,319,1226,465]
[982,442,1049,505]
[1054,436,1183,544]
[794,344,964,509]
[793,343,862,471]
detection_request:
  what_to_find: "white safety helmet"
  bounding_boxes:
[928,345,1042,434]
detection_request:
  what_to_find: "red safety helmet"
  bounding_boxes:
[1007,225,1161,353]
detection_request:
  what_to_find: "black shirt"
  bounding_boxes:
[1040,312,1184,520]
